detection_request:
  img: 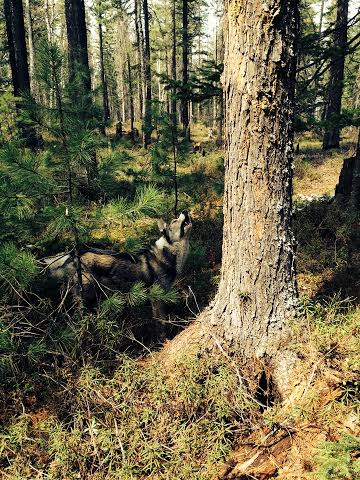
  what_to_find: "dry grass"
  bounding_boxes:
[294,133,356,199]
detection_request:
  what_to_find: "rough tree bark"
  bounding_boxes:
[210,0,298,356]
[163,0,298,364]
[322,0,349,150]
[4,0,39,148]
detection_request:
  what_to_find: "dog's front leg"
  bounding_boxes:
[151,300,167,341]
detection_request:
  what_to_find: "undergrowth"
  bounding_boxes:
[0,353,259,479]
[261,294,360,478]
[1,125,360,479]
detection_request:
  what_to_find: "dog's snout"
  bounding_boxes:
[181,210,190,224]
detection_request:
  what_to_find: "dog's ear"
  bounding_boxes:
[157,219,167,233]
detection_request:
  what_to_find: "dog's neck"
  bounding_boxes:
[155,236,190,275]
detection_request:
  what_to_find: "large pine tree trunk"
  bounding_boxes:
[163,0,298,364]
[322,0,348,150]
[210,0,298,356]
[4,0,39,148]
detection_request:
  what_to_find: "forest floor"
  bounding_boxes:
[0,127,359,479]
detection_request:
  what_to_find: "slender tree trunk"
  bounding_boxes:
[24,0,36,98]
[171,0,178,215]
[50,49,84,305]
[142,0,152,148]
[127,54,135,139]
[99,14,110,133]
[115,108,123,140]
[319,0,325,33]
[335,66,360,208]
[4,0,39,148]
[209,0,298,356]
[44,0,53,41]
[216,93,223,146]
[216,22,224,146]
[65,0,97,181]
[64,0,92,98]
[134,0,144,121]
[120,71,127,124]
[171,0,177,125]
[181,0,190,140]
[165,47,170,114]
[322,0,349,150]
[44,0,55,108]
[157,57,162,101]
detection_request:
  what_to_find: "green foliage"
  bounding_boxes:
[149,283,179,304]
[0,243,38,295]
[0,142,54,237]
[98,293,126,317]
[45,204,88,240]
[101,184,165,224]
[0,91,18,141]
[26,340,48,365]
[125,281,148,307]
[314,435,360,480]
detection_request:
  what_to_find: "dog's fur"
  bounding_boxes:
[40,211,192,327]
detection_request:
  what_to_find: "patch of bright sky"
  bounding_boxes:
[206,0,359,38]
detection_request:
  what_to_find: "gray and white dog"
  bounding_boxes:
[40,211,192,326]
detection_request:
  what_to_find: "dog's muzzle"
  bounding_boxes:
[181,210,191,226]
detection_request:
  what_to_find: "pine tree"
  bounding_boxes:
[323,0,349,149]
[3,0,39,148]
[142,0,152,147]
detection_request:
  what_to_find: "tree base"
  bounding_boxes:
[335,154,360,209]
[159,308,300,401]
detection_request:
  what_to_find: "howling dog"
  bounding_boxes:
[41,211,192,330]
